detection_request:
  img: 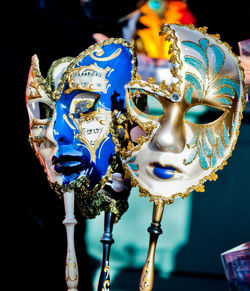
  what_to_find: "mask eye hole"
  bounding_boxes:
[28,102,53,120]
[131,90,164,117]
[70,92,100,114]
[74,99,94,114]
[184,104,225,124]
[147,94,164,116]
[131,91,147,112]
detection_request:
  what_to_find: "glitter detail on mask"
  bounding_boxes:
[223,121,230,146]
[218,136,225,158]
[206,127,216,145]
[202,130,212,156]
[199,141,209,170]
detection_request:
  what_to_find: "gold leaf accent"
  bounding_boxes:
[146,76,156,85]
[208,173,218,181]
[164,34,172,41]
[159,80,168,91]
[169,83,177,93]
[139,191,147,197]
[195,184,205,192]
[197,26,208,34]
[211,33,221,40]
[218,160,227,170]
[170,67,178,77]
[136,135,147,145]
[168,44,174,54]
[135,72,142,81]
[169,55,177,64]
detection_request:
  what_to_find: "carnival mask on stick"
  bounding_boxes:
[119,24,246,291]
[26,39,137,291]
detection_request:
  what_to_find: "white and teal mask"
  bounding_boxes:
[121,24,246,203]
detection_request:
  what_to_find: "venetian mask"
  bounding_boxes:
[121,24,246,204]
[26,39,136,218]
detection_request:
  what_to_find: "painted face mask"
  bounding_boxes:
[120,24,246,204]
[26,39,136,219]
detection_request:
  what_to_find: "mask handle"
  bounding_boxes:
[63,191,79,291]
[139,200,165,291]
[97,173,128,291]
[97,210,115,291]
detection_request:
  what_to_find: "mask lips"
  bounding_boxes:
[150,163,182,180]
[52,155,88,176]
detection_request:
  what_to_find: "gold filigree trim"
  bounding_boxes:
[159,24,183,97]
[46,56,74,92]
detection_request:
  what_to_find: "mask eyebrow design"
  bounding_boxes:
[212,96,232,108]
[183,37,241,107]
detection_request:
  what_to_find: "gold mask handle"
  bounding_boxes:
[139,201,165,291]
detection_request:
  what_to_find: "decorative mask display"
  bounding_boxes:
[26,38,137,219]
[121,24,246,204]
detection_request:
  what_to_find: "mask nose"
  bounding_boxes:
[52,108,75,146]
[53,116,75,145]
[151,102,186,153]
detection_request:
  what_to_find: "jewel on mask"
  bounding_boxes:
[170,93,180,102]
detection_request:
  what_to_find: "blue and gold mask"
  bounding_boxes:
[26,39,137,218]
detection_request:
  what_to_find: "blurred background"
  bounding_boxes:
[5,0,250,290]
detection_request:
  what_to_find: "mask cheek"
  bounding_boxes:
[29,112,58,177]
[27,96,55,148]
[183,119,231,181]
[28,119,48,157]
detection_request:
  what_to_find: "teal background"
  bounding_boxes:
[86,104,250,290]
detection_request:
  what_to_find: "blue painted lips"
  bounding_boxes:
[150,163,180,179]
[52,155,86,176]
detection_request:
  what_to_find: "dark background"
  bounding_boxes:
[5,0,250,290]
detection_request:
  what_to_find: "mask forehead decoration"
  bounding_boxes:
[121,24,246,204]
[26,38,137,219]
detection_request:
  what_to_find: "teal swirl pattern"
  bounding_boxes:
[182,38,241,170]
[183,38,240,105]
[184,121,232,170]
